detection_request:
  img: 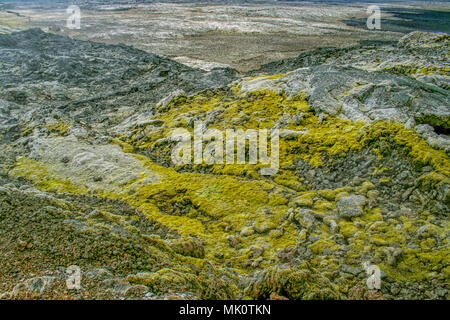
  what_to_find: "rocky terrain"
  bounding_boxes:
[0,26,449,300]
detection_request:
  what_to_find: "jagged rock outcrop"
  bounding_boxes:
[253,32,449,90]
[249,32,449,131]
[0,28,238,127]
[242,66,449,140]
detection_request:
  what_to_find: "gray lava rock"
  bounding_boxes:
[336,195,367,218]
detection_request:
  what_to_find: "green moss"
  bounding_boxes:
[384,63,450,79]
[292,191,316,207]
[10,157,87,194]
[358,181,375,195]
[127,268,197,294]
[417,172,450,191]
[313,200,334,212]
[244,264,343,300]
[317,189,336,201]
[383,246,449,282]
[339,221,359,238]
[8,82,450,299]
[310,238,339,255]
[44,119,71,136]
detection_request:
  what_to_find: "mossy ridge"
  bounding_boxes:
[127,87,308,147]
[125,87,449,184]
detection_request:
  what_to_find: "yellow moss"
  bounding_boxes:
[112,138,134,153]
[44,119,71,136]
[392,124,450,176]
[292,191,316,207]
[401,216,417,233]
[309,238,339,255]
[9,83,450,288]
[419,238,436,250]
[313,200,334,212]
[335,191,350,201]
[367,190,379,200]
[317,189,336,201]
[358,181,375,195]
[385,63,450,78]
[243,73,291,82]
[384,246,450,282]
[417,172,450,191]
[126,87,450,194]
[416,249,449,265]
[379,177,391,183]
[339,221,359,238]
[363,207,383,223]
[9,157,87,194]
[77,153,297,271]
